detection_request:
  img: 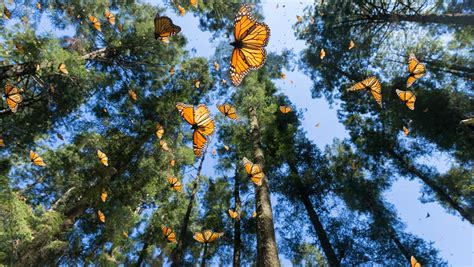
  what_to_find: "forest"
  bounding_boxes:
[0,0,472,266]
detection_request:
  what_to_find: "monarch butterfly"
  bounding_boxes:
[280,73,286,79]
[217,103,239,120]
[403,126,409,136]
[214,61,220,71]
[156,123,164,139]
[56,132,64,141]
[193,230,223,243]
[100,189,107,202]
[176,103,215,157]
[160,140,170,151]
[395,89,416,110]
[89,15,101,31]
[319,48,326,59]
[279,105,292,114]
[228,209,239,219]
[170,159,176,167]
[348,76,382,107]
[410,256,421,267]
[30,150,46,166]
[104,10,115,25]
[315,122,320,127]
[98,210,105,223]
[223,145,229,151]
[243,157,264,186]
[194,80,200,88]
[169,66,175,76]
[167,176,183,193]
[0,136,4,147]
[154,13,181,42]
[128,89,137,101]
[177,5,186,16]
[296,15,302,23]
[58,63,69,74]
[161,225,177,243]
[123,231,129,238]
[230,4,270,86]
[4,83,23,113]
[36,2,41,10]
[97,149,109,166]
[4,6,11,19]
[252,210,257,218]
[190,0,198,8]
[348,40,355,49]
[407,53,426,87]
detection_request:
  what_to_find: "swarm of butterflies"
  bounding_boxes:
[1,3,427,261]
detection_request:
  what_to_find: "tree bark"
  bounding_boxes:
[248,107,280,267]
[171,153,207,267]
[373,13,474,26]
[388,149,473,224]
[233,168,242,267]
[288,164,340,267]
[201,243,208,267]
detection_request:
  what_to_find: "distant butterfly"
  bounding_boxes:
[347,76,382,107]
[407,53,426,87]
[0,136,4,147]
[169,66,175,76]
[410,256,421,267]
[100,189,107,202]
[98,210,106,223]
[279,105,292,114]
[223,145,229,151]
[170,159,176,167]
[252,210,257,218]
[97,149,109,166]
[30,150,46,167]
[176,103,215,157]
[162,225,177,243]
[190,0,198,8]
[296,15,302,23]
[128,89,137,101]
[217,103,239,120]
[194,80,200,88]
[58,63,69,74]
[154,13,181,42]
[319,48,326,59]
[4,83,23,113]
[228,209,239,219]
[214,61,220,71]
[167,176,183,193]
[123,231,129,238]
[36,2,41,10]
[212,148,217,156]
[177,5,186,16]
[403,126,409,136]
[4,6,11,19]
[280,73,286,79]
[15,43,25,53]
[348,40,355,49]
[315,123,320,127]
[104,10,115,25]
[243,157,264,186]
[221,79,227,85]
[89,15,101,31]
[395,89,416,110]
[230,4,270,86]
[56,132,64,141]
[193,230,223,243]
[156,123,164,139]
[160,140,170,151]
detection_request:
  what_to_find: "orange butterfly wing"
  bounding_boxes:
[89,15,101,31]
[348,76,382,107]
[156,123,164,139]
[98,210,106,223]
[97,149,109,166]
[162,226,177,243]
[5,83,23,112]
[396,89,416,110]
[407,54,426,87]
[30,150,46,166]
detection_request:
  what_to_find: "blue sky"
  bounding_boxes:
[30,0,472,265]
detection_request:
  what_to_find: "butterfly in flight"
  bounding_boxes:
[190,0,198,8]
[407,53,426,87]
[176,103,215,157]
[410,256,421,267]
[167,176,183,193]
[279,105,292,114]
[89,15,101,31]
[319,48,326,59]
[30,150,46,167]
[395,89,416,110]
[97,210,106,223]
[154,13,181,43]
[243,157,264,186]
[100,189,107,202]
[160,140,170,151]
[4,83,23,113]
[348,40,355,49]
[162,225,177,243]
[193,230,223,243]
[156,123,164,139]
[58,63,69,74]
[252,210,257,218]
[230,4,270,86]
[104,10,115,25]
[347,76,382,107]
[0,136,4,147]
[403,126,409,136]
[228,209,239,219]
[97,149,109,166]
[217,103,239,120]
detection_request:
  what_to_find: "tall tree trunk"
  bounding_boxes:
[386,227,411,263]
[288,164,340,267]
[201,243,208,267]
[373,13,474,26]
[248,107,280,267]
[171,153,207,266]
[388,149,473,224]
[233,168,242,267]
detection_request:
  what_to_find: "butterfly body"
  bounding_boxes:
[176,103,215,156]
[154,13,181,41]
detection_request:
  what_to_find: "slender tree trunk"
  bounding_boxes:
[388,149,473,224]
[373,13,474,26]
[171,154,207,266]
[288,164,340,267]
[201,243,208,267]
[136,230,153,266]
[233,168,242,267]
[386,227,411,263]
[248,108,280,267]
